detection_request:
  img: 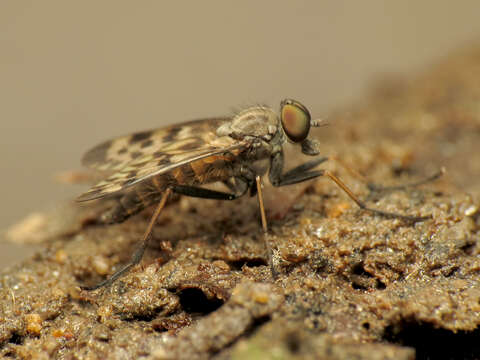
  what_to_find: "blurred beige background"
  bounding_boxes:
[1,1,480,269]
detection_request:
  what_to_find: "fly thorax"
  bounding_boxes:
[216,106,279,140]
[242,138,273,162]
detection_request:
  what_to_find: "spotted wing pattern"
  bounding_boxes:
[82,118,228,172]
[77,117,247,202]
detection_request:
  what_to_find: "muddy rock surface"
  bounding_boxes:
[2,47,480,359]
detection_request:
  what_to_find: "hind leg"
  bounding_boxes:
[82,189,172,290]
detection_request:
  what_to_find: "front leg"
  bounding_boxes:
[269,151,327,187]
[268,152,429,222]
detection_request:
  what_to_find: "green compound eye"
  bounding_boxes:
[280,99,311,142]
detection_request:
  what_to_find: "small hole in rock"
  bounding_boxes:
[8,332,23,345]
[383,321,480,360]
[286,333,301,353]
[352,281,368,291]
[228,258,267,270]
[460,242,475,255]
[178,288,224,315]
[352,262,372,277]
[376,280,386,290]
[243,315,271,338]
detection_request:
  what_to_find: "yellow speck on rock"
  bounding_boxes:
[55,249,68,264]
[253,292,269,304]
[25,313,43,335]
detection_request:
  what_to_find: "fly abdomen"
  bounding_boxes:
[188,155,235,184]
[99,178,166,224]
[99,156,234,224]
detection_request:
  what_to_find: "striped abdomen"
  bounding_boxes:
[100,154,235,224]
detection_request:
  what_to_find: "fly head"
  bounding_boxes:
[280,99,321,156]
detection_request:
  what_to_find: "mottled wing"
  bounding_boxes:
[82,118,229,172]
[78,118,247,202]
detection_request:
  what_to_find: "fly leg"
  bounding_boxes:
[365,167,445,195]
[269,151,431,222]
[171,179,279,276]
[81,188,172,290]
[172,169,285,276]
[254,174,278,278]
[324,155,444,200]
[83,182,254,290]
[228,166,276,275]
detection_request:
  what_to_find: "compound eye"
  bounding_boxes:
[280,99,311,142]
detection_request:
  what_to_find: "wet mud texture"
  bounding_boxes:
[3,47,480,359]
